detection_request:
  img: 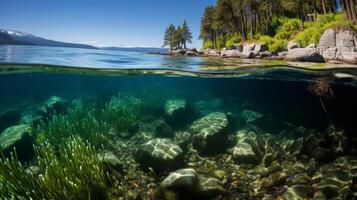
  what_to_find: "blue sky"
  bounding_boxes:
[0,0,216,48]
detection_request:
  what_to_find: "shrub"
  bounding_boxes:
[294,27,322,47]
[226,33,242,48]
[203,40,213,49]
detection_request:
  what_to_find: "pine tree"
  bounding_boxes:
[162,24,176,50]
[181,20,192,49]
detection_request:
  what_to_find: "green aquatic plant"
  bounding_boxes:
[104,94,144,133]
[0,137,113,199]
[36,100,110,147]
[308,77,335,127]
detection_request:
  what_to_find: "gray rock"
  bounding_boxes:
[135,138,184,172]
[0,109,22,133]
[155,120,174,138]
[312,146,333,163]
[319,29,336,48]
[199,176,226,198]
[316,169,353,199]
[221,49,241,57]
[288,41,301,51]
[336,29,356,47]
[0,124,33,161]
[157,168,200,199]
[204,49,220,56]
[98,151,123,173]
[230,141,258,164]
[259,51,272,58]
[191,112,230,155]
[174,131,191,150]
[283,185,309,200]
[240,110,263,123]
[306,43,317,49]
[185,50,198,56]
[285,48,325,62]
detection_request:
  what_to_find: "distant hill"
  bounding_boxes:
[0,29,97,49]
[101,46,168,53]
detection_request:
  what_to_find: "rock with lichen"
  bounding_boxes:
[191,112,231,155]
[135,138,184,172]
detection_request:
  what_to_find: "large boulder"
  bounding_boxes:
[203,49,220,56]
[285,48,325,62]
[229,141,258,164]
[318,28,357,64]
[135,138,184,172]
[97,151,123,173]
[0,124,33,161]
[191,112,231,155]
[221,49,241,57]
[0,109,22,133]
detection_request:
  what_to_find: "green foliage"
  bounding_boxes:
[203,40,214,49]
[225,33,241,48]
[293,27,322,47]
[216,35,226,49]
[0,137,114,199]
[164,20,193,49]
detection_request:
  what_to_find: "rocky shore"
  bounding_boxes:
[151,28,357,66]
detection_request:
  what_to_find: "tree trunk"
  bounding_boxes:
[313,0,318,22]
[349,0,357,24]
[343,0,353,21]
[299,0,305,29]
[322,0,327,14]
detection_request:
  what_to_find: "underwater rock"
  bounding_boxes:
[135,138,184,172]
[37,96,68,119]
[191,112,230,155]
[98,151,123,173]
[174,131,191,150]
[157,168,226,200]
[199,176,226,198]
[0,109,22,133]
[285,137,304,157]
[240,110,263,123]
[230,141,258,165]
[282,185,309,200]
[236,130,284,166]
[19,112,43,127]
[325,126,348,156]
[157,168,200,200]
[287,173,311,186]
[155,120,174,138]
[303,133,327,156]
[164,99,191,129]
[315,169,353,199]
[0,124,33,161]
[311,147,333,163]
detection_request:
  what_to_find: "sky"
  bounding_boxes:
[0,0,216,48]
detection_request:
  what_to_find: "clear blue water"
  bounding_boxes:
[0,45,357,199]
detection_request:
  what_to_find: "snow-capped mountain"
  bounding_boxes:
[0,29,97,49]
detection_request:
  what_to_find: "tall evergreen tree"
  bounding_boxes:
[200,6,217,48]
[162,24,176,50]
[181,20,193,49]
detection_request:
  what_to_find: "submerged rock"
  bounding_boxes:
[325,126,348,156]
[0,109,22,133]
[37,96,68,119]
[191,112,230,155]
[230,141,258,164]
[158,168,200,199]
[98,151,123,173]
[174,131,191,150]
[155,120,174,138]
[315,169,353,199]
[135,138,184,172]
[240,110,263,123]
[0,124,33,161]
[156,168,226,200]
[193,98,223,115]
[283,185,309,200]
[164,99,192,128]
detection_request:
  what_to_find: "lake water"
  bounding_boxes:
[0,45,356,200]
